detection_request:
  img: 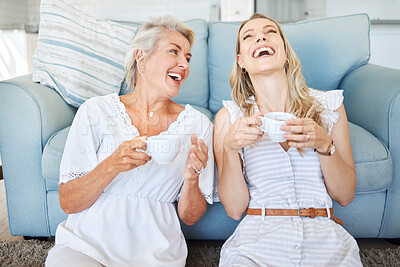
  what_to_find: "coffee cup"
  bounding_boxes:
[140,135,180,164]
[258,112,296,142]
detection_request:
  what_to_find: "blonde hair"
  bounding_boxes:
[125,15,195,89]
[230,13,324,128]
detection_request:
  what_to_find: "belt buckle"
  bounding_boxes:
[298,207,316,218]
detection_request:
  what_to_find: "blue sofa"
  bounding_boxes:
[1,14,400,239]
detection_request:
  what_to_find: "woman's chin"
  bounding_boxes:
[165,89,180,99]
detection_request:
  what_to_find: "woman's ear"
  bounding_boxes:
[236,54,244,69]
[135,50,145,63]
[135,50,146,73]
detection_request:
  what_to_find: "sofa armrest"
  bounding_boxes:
[0,74,76,236]
[340,64,400,147]
[340,63,400,238]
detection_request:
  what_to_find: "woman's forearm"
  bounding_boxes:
[178,178,207,225]
[217,150,249,220]
[319,153,356,206]
[59,158,117,214]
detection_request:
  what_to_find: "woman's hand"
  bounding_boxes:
[223,112,264,152]
[183,134,209,183]
[107,136,152,175]
[281,118,332,152]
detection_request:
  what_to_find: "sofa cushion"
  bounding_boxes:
[42,122,392,194]
[32,0,137,108]
[120,19,210,110]
[208,14,370,114]
[42,127,70,191]
[349,122,392,193]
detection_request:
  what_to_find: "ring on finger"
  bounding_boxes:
[194,166,204,174]
[306,134,310,142]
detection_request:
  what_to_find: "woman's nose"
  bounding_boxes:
[256,36,267,42]
[178,57,189,69]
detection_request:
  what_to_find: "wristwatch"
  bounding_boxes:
[314,139,335,156]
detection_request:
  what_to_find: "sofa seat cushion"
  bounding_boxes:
[349,122,392,193]
[42,127,70,191]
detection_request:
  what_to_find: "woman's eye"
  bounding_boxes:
[170,49,178,54]
[243,34,251,40]
[267,29,277,34]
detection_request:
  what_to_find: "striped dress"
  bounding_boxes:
[219,89,362,267]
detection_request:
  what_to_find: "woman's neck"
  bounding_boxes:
[250,72,288,114]
[127,84,170,117]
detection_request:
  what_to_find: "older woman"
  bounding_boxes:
[214,14,362,266]
[46,16,215,267]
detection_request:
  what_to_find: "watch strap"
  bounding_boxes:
[314,139,334,156]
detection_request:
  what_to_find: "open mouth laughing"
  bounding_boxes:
[252,46,276,58]
[167,72,182,82]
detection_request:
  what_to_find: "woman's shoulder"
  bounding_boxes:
[309,88,344,111]
[309,88,344,134]
[222,100,241,111]
[221,100,244,125]
[81,93,118,113]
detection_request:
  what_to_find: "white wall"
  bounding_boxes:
[370,25,400,70]
[326,0,400,20]
[65,0,220,22]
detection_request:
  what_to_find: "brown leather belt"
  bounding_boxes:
[246,208,344,226]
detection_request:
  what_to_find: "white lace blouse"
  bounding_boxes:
[56,93,216,266]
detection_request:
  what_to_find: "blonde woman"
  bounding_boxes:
[214,13,362,266]
[46,16,215,267]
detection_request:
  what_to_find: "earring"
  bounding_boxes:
[284,59,289,71]
[241,67,247,74]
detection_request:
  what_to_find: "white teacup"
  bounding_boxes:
[258,112,296,142]
[140,135,181,164]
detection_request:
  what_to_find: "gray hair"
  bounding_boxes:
[125,15,195,89]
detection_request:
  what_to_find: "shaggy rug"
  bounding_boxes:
[0,239,399,266]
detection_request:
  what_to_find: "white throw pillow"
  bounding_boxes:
[32,0,137,107]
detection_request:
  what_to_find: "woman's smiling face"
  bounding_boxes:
[140,29,192,99]
[237,18,287,75]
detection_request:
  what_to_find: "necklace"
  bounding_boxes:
[131,95,168,118]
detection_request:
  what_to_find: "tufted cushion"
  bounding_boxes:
[208,14,370,114]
